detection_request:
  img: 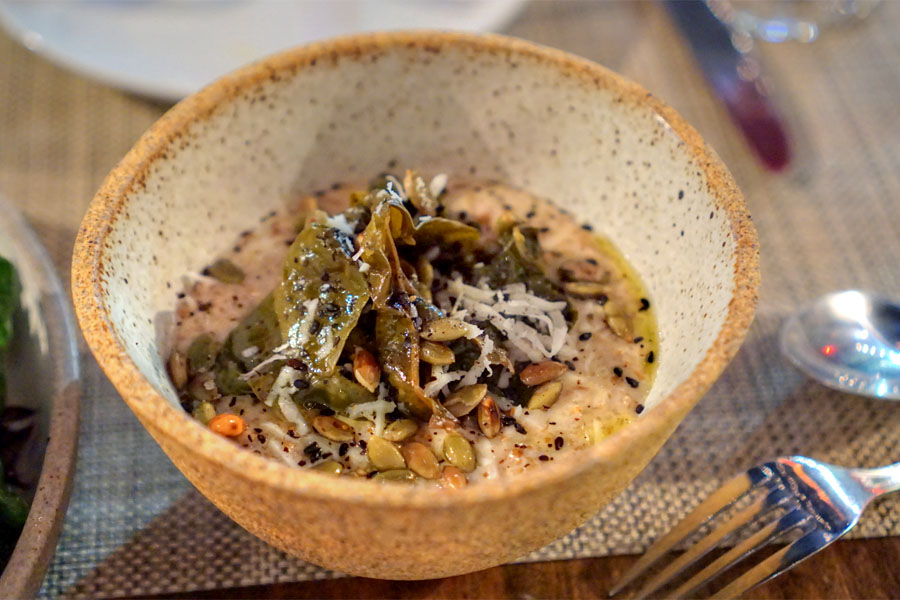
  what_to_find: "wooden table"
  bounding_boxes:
[156,537,900,598]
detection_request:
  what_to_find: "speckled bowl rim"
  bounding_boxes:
[72,31,758,509]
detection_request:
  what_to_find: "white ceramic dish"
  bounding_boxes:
[0,0,523,102]
[0,194,80,598]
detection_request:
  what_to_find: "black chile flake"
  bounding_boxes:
[639,297,651,311]
[339,443,350,457]
[538,455,550,462]
[635,404,645,414]
[554,436,565,451]
[613,367,623,377]
[647,351,655,364]
[625,376,640,389]
[579,332,593,341]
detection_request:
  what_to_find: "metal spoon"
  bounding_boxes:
[780,290,900,399]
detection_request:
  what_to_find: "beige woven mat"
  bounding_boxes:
[1,1,898,597]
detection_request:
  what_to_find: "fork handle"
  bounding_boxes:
[853,462,900,496]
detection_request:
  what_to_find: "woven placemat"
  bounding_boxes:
[0,1,898,598]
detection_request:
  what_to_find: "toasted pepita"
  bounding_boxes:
[419,341,456,365]
[312,460,344,476]
[564,281,609,299]
[477,396,501,438]
[440,466,468,489]
[373,469,418,483]
[205,258,245,284]
[519,361,568,386]
[191,401,216,425]
[443,433,476,472]
[603,299,634,339]
[353,347,381,393]
[187,334,219,375]
[383,419,419,442]
[312,415,355,442]
[527,381,563,410]
[400,442,441,479]
[443,384,488,417]
[420,318,475,342]
[367,436,407,471]
[187,373,218,403]
[416,255,434,289]
[168,350,188,390]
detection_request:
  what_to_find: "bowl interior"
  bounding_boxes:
[81,34,755,506]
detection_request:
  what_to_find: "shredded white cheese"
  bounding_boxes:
[447,278,568,363]
[347,398,397,436]
[265,365,304,407]
[325,213,355,238]
[424,364,465,398]
[277,396,310,435]
[286,298,319,349]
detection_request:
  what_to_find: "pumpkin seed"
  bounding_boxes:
[312,460,344,476]
[477,396,500,438]
[367,436,407,471]
[443,384,488,417]
[205,258,245,284]
[419,341,456,366]
[187,334,219,375]
[527,381,563,410]
[191,401,216,425]
[420,318,474,342]
[519,361,568,386]
[563,281,609,299]
[443,433,476,472]
[168,350,188,390]
[312,415,355,442]
[603,299,634,339]
[373,469,418,483]
[441,466,468,489]
[383,419,419,442]
[187,373,218,403]
[352,347,381,393]
[416,255,434,289]
[400,442,441,479]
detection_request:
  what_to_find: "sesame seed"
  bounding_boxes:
[579,332,593,341]
[613,367,623,377]
[647,351,655,364]
[625,377,640,388]
[635,404,645,414]
[639,298,650,311]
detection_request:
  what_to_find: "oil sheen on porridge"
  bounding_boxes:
[168,172,657,488]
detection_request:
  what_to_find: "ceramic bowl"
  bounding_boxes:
[0,194,80,598]
[72,31,758,579]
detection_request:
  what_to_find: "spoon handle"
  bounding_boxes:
[852,463,900,497]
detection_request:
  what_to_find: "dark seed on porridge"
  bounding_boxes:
[625,377,639,388]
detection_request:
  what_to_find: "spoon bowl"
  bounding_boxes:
[781,290,900,400]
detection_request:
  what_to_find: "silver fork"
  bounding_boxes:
[609,456,900,599]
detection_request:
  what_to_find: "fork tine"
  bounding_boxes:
[709,528,833,600]
[670,507,812,598]
[609,468,769,596]
[632,486,791,599]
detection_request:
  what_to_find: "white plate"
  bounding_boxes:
[0,0,523,102]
